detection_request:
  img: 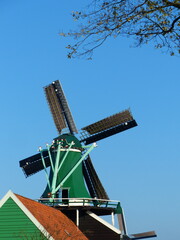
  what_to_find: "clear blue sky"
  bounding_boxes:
[0,1,179,239]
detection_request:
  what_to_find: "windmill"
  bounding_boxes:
[19,80,156,240]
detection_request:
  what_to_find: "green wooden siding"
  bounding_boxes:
[0,198,47,239]
[42,134,91,199]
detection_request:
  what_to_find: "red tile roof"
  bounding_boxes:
[15,194,88,240]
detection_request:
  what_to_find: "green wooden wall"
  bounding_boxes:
[0,197,47,239]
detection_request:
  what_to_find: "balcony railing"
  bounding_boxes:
[37,197,121,212]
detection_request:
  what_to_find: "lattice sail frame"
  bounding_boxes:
[82,109,133,134]
[44,80,78,134]
[80,109,137,145]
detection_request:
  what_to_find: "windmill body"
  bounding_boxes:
[19,80,157,240]
[41,134,91,199]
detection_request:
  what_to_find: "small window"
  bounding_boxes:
[62,189,69,198]
[62,189,69,204]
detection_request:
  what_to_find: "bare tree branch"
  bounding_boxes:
[62,0,180,58]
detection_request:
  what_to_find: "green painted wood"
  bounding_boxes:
[0,198,47,239]
[42,134,91,199]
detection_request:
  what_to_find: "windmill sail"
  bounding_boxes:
[130,231,157,239]
[80,109,137,145]
[44,80,78,134]
[83,156,109,199]
[19,151,50,177]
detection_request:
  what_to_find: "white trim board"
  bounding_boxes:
[86,210,121,234]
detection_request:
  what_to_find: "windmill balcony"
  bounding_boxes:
[37,198,122,214]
